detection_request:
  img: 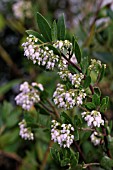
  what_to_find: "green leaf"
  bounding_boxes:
[57,14,66,40]
[70,150,79,168]
[99,64,105,82]
[100,103,107,113]
[101,96,109,106]
[101,98,106,106]
[94,87,101,96]
[26,30,46,42]
[92,94,100,106]
[72,36,81,63]
[107,9,113,19]
[37,12,51,41]
[105,96,109,106]
[85,102,96,110]
[100,96,109,112]
[35,103,50,115]
[6,110,20,128]
[61,158,70,167]
[74,115,82,127]
[50,148,60,164]
[80,56,89,74]
[74,165,83,170]
[100,156,113,170]
[74,129,79,141]
[51,20,57,41]
[68,64,77,74]
[60,112,72,124]
[84,76,91,88]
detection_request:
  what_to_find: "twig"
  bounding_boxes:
[40,140,54,170]
[102,125,112,159]
[61,52,82,73]
[78,105,89,112]
[47,99,60,119]
[84,162,100,168]
[39,102,55,118]
[0,150,22,164]
[78,127,94,132]
[74,141,91,170]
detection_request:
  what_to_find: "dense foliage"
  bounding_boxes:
[1,1,113,170]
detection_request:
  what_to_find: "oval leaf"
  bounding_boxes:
[37,12,51,42]
[51,20,57,41]
[26,30,46,43]
[57,14,66,40]
[72,36,81,63]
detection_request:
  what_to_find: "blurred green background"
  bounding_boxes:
[0,0,113,169]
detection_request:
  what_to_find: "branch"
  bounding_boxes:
[74,141,92,170]
[61,52,82,73]
[46,99,60,119]
[40,140,54,170]
[84,162,100,168]
[78,127,95,132]
[61,52,94,95]
[39,102,55,118]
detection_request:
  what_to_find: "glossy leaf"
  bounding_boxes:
[72,36,81,63]
[92,94,100,106]
[80,56,89,74]
[60,112,72,124]
[94,87,101,97]
[51,20,57,41]
[26,30,46,42]
[85,102,96,110]
[99,64,105,82]
[57,14,66,40]
[100,156,113,170]
[37,12,51,41]
[84,76,91,88]
[74,129,79,141]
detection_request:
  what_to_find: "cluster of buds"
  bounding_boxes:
[22,35,59,70]
[88,59,106,72]
[51,120,74,148]
[53,40,72,52]
[53,83,86,109]
[90,131,102,146]
[81,110,104,128]
[76,89,86,105]
[68,73,84,88]
[15,81,44,111]
[19,119,34,140]
[58,58,69,80]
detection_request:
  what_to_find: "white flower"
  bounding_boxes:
[22,35,59,70]
[90,131,102,146]
[88,59,106,72]
[69,73,84,88]
[19,119,34,140]
[82,110,104,128]
[51,120,74,148]
[15,81,44,110]
[53,83,86,109]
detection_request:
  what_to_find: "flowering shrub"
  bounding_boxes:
[15,12,113,170]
